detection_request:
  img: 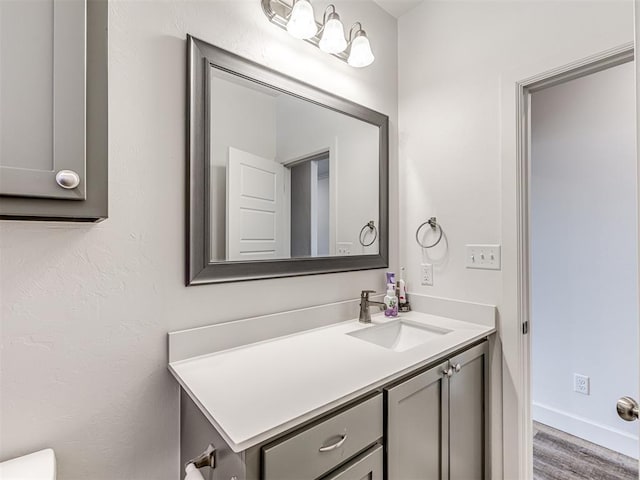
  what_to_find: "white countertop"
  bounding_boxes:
[169,310,494,453]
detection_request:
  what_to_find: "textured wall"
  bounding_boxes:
[0,1,398,478]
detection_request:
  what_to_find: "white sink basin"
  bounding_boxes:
[348,319,452,352]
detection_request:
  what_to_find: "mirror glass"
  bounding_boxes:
[207,67,380,262]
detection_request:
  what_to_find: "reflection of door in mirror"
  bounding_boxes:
[288,153,330,258]
[226,148,290,261]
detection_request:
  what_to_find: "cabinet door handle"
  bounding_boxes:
[442,367,453,378]
[453,363,461,373]
[319,434,347,452]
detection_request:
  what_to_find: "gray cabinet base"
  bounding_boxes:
[178,339,491,480]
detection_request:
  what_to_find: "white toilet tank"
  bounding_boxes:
[0,449,56,480]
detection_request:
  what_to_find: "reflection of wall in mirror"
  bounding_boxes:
[209,70,380,261]
[276,96,380,256]
[209,72,276,261]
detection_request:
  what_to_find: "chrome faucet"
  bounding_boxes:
[359,290,386,324]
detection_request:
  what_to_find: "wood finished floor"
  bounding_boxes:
[533,422,638,480]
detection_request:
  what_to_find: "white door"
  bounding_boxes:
[226,147,289,261]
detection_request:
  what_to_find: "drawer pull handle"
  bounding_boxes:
[318,434,347,452]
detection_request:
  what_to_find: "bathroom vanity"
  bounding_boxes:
[169,297,495,480]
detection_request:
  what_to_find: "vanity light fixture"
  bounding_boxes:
[287,0,317,39]
[261,0,375,67]
[347,22,374,68]
[319,5,347,54]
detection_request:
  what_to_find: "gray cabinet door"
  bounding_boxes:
[449,342,488,480]
[386,361,449,480]
[321,444,383,480]
[0,0,86,200]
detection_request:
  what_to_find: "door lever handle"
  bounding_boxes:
[617,396,639,421]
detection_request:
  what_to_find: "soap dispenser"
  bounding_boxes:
[384,284,398,317]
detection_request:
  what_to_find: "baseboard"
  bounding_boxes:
[533,402,639,458]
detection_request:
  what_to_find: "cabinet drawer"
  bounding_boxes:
[321,444,383,480]
[262,394,383,480]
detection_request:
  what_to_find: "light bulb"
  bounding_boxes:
[287,0,318,40]
[319,13,347,54]
[348,30,374,67]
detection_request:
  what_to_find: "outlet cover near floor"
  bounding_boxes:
[574,374,590,395]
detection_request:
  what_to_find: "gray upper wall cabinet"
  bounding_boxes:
[0,0,108,222]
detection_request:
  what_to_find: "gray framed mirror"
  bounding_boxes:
[187,35,388,285]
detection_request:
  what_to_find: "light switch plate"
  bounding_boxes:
[336,242,352,255]
[466,245,501,270]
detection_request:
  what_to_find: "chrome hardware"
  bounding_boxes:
[453,363,461,373]
[55,170,80,189]
[359,290,386,323]
[319,434,347,452]
[442,367,453,378]
[617,396,639,422]
[359,220,378,247]
[186,444,216,470]
[415,217,444,249]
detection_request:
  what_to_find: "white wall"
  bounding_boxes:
[398,1,634,477]
[276,96,380,254]
[399,0,633,302]
[531,61,637,457]
[0,1,398,478]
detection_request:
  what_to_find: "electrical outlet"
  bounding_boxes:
[421,263,433,286]
[336,242,352,255]
[574,374,590,395]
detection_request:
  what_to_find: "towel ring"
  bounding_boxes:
[415,217,443,249]
[359,220,378,247]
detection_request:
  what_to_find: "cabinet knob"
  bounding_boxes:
[442,367,453,378]
[454,363,461,373]
[55,170,80,189]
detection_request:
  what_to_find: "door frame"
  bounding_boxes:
[500,42,635,479]
[282,143,338,256]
